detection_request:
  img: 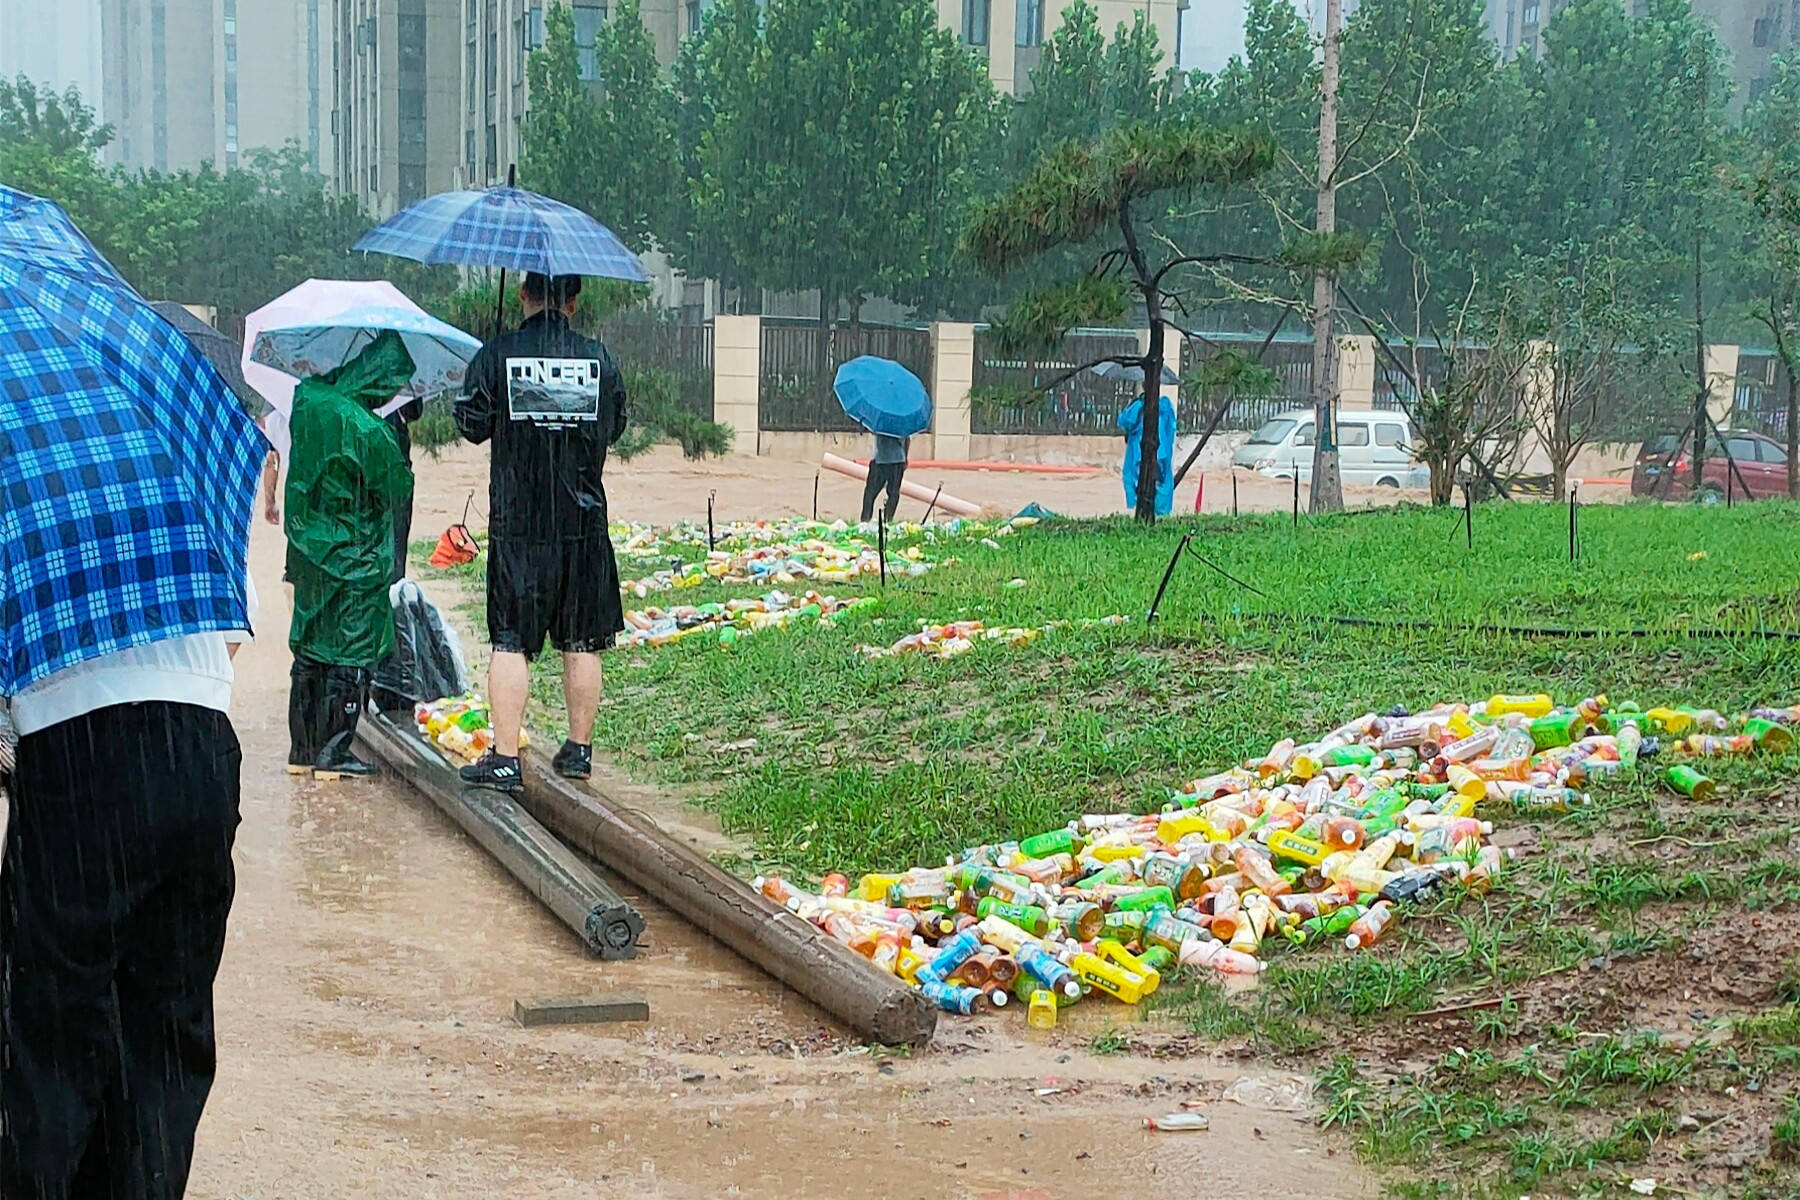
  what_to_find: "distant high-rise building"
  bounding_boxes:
[333,0,463,215]
[1484,0,1796,111]
[0,0,104,106]
[99,0,332,173]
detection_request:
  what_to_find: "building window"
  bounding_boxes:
[1521,0,1538,24]
[485,122,498,172]
[467,41,477,106]
[962,0,990,45]
[1015,0,1044,46]
[465,128,476,169]
[1754,15,1775,46]
[527,6,544,48]
[685,0,706,34]
[401,164,426,202]
[573,3,607,81]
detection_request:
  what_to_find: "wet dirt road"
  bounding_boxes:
[184,508,1375,1200]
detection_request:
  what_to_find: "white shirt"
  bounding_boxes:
[7,576,257,736]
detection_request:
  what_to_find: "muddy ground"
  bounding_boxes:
[181,477,1376,1199]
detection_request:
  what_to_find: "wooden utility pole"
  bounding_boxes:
[1309,0,1345,512]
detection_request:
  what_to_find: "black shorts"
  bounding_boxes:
[487,535,623,659]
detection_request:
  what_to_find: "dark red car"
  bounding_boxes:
[1631,431,1793,502]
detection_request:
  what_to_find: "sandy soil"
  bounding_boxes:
[179,464,1376,1199]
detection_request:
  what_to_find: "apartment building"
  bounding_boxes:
[451,0,1186,188]
[98,0,331,173]
[1485,0,1794,109]
[333,0,463,215]
[0,1,103,106]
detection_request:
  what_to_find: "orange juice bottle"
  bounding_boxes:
[1233,846,1292,897]
[1344,900,1396,950]
[1208,885,1242,940]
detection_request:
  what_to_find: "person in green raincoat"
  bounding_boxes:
[284,329,417,778]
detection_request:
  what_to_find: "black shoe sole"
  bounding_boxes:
[463,778,525,794]
[554,764,592,780]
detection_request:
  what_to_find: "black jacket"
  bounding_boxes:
[456,311,628,544]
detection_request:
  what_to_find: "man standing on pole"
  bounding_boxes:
[455,272,628,793]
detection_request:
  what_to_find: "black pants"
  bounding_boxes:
[392,498,413,585]
[289,657,370,767]
[861,462,906,522]
[2,702,242,1200]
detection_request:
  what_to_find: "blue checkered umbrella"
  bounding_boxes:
[353,186,650,281]
[0,185,264,693]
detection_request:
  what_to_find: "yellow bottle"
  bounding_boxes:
[1071,951,1148,1004]
[1098,939,1161,995]
[895,943,932,984]
[1646,707,1693,736]
[1446,709,1476,739]
[1089,843,1146,863]
[858,873,906,902]
[1027,988,1058,1029]
[1488,693,1554,719]
[1156,813,1227,844]
[1445,764,1487,804]
[1266,829,1331,867]
[1434,792,1479,820]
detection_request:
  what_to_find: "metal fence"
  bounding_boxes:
[1179,332,1318,432]
[971,327,1144,435]
[602,316,714,419]
[758,320,935,432]
[1735,350,1793,440]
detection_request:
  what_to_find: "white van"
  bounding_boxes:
[1231,408,1428,488]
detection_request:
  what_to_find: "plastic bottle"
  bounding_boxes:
[1743,717,1797,753]
[1266,829,1331,866]
[1646,707,1693,736]
[1322,744,1377,769]
[1177,937,1263,975]
[1666,764,1716,802]
[1071,950,1149,1004]
[1441,725,1501,763]
[1112,885,1178,913]
[974,896,1051,937]
[918,929,983,985]
[1208,885,1241,940]
[1142,907,1211,954]
[1488,693,1554,718]
[1141,852,1209,899]
[886,879,953,910]
[1098,939,1162,995]
[1445,764,1488,804]
[1529,711,1585,750]
[1322,815,1367,852]
[1047,900,1105,942]
[1298,905,1365,943]
[1019,828,1079,858]
[1233,846,1293,897]
[1016,942,1083,998]
[1344,900,1396,950]
[1143,1113,1211,1132]
[921,980,989,1015]
[1027,989,1058,1029]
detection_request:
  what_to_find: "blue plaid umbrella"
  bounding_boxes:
[0,185,264,693]
[353,186,650,282]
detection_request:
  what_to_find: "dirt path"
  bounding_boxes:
[183,477,1375,1200]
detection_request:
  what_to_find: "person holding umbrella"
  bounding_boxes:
[283,330,419,779]
[834,355,932,525]
[451,272,628,792]
[355,175,649,793]
[0,186,264,1199]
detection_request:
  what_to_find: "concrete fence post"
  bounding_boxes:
[1335,334,1377,411]
[1705,344,1740,427]
[712,314,762,454]
[930,321,976,461]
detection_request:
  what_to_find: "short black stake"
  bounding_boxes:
[1463,484,1473,550]
[707,490,717,552]
[1232,473,1239,517]
[1291,471,1300,529]
[877,514,888,587]
[922,483,943,525]
[813,471,820,521]
[1568,485,1578,562]
[1147,532,1194,625]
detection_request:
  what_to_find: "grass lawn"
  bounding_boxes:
[433,497,1800,1199]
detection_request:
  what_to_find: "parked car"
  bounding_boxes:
[1631,430,1792,502]
[1232,408,1429,488]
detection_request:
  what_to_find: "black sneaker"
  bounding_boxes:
[460,751,524,794]
[553,740,592,780]
[313,734,378,781]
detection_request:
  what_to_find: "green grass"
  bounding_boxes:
[428,498,1800,1199]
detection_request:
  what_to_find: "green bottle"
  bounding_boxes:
[1019,828,1079,858]
[1076,862,1131,889]
[1322,744,1376,768]
[1299,905,1365,941]
[1111,885,1177,913]
[975,896,1051,936]
[1665,764,1717,802]
[1100,908,1148,943]
[1529,711,1583,750]
[1138,946,1176,973]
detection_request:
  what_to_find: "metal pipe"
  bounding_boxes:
[513,753,938,1046]
[358,715,644,959]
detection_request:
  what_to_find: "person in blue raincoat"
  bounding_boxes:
[1117,392,1178,516]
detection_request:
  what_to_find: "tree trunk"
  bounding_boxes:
[1308,0,1344,513]
[817,289,834,408]
[1138,317,1167,522]
[1691,230,1708,493]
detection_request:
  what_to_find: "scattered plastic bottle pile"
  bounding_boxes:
[857,616,1128,660]
[619,590,875,649]
[611,516,1039,599]
[757,694,1797,1023]
[413,693,530,763]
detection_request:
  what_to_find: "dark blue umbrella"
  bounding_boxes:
[353,185,650,281]
[833,356,933,438]
[0,185,264,692]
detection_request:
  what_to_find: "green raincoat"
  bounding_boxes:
[285,330,417,667]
